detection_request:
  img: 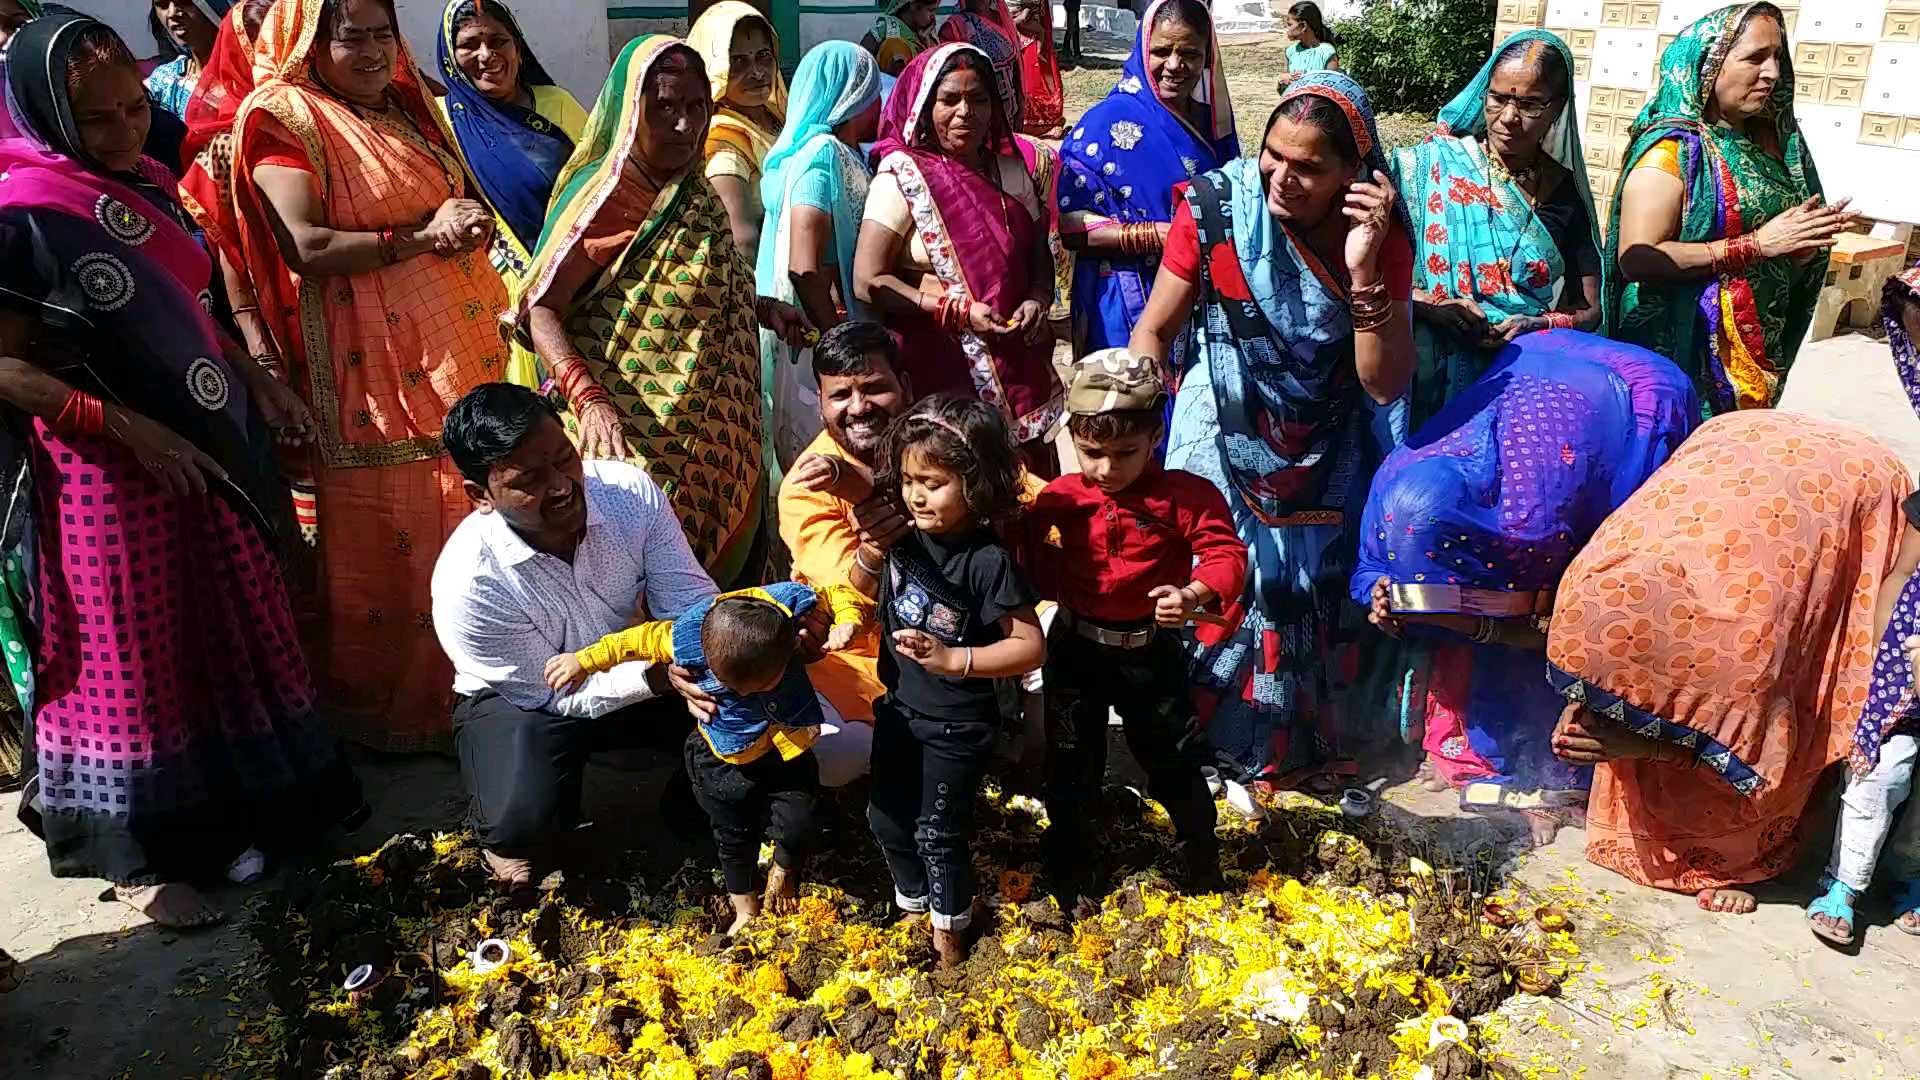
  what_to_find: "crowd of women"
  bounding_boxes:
[3,0,1918,937]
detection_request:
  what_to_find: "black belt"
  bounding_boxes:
[1060,609,1158,650]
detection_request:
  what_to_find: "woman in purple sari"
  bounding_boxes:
[854,42,1064,473]
[1352,330,1696,842]
[0,13,363,927]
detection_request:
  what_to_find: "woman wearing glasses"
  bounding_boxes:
[1390,30,1601,427]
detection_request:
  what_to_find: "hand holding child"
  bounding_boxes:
[544,653,588,693]
[1147,584,1198,628]
[789,452,847,495]
[892,628,962,675]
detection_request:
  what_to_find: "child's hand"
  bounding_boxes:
[544,653,588,693]
[1368,576,1403,639]
[892,629,960,675]
[1147,584,1199,628]
[825,622,858,652]
[789,452,846,494]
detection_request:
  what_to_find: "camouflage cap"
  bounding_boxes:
[1067,348,1167,416]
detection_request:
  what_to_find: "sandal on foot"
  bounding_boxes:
[1807,878,1859,946]
[1892,879,1920,937]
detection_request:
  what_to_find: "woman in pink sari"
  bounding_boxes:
[853,42,1063,472]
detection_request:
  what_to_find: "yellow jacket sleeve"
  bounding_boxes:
[817,583,875,629]
[575,620,675,674]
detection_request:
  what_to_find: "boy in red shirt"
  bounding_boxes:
[1025,350,1247,913]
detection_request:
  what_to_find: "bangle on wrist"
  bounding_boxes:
[854,546,883,576]
[961,646,974,679]
[51,388,106,438]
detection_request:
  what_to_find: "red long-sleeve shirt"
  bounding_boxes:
[1022,468,1247,624]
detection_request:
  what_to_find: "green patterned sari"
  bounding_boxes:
[1602,2,1823,415]
[515,35,764,586]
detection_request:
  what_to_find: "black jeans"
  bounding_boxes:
[452,689,692,856]
[684,731,820,894]
[866,696,996,930]
[1041,619,1218,897]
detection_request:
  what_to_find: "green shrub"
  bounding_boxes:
[1333,0,1496,116]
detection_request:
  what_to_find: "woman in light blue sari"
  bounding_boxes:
[1391,30,1602,427]
[1059,0,1236,357]
[1129,73,1415,783]
[757,41,883,476]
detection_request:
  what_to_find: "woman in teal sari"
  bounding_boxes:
[1608,2,1852,415]
[757,41,882,478]
[1393,30,1601,427]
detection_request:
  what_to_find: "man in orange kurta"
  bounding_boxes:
[777,325,911,723]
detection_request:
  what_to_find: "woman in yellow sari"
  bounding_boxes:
[515,35,776,587]
[434,0,588,388]
[688,0,787,263]
[233,0,511,750]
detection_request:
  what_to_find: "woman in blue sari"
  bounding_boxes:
[1129,73,1414,783]
[1391,30,1602,427]
[1352,331,1696,842]
[1059,0,1236,357]
[435,0,587,388]
[756,41,882,479]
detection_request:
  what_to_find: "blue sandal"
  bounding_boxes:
[1807,878,1859,946]
[1892,880,1920,937]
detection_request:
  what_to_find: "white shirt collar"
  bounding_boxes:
[479,487,606,569]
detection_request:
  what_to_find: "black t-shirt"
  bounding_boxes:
[879,528,1038,721]
[1904,492,1920,531]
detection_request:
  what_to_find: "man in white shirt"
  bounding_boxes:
[433,385,863,884]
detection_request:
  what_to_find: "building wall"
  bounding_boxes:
[1494,0,1920,225]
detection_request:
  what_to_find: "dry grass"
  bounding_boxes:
[1059,35,1435,154]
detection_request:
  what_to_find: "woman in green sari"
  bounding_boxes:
[1607,2,1854,415]
[514,35,804,586]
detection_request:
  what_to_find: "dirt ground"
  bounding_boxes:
[6,32,1920,1080]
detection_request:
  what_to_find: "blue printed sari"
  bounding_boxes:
[1350,331,1697,807]
[1390,29,1596,426]
[1166,73,1408,780]
[1058,0,1236,354]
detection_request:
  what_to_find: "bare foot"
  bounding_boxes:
[1416,759,1450,793]
[1521,808,1562,849]
[931,925,967,969]
[763,864,801,916]
[725,892,762,936]
[482,849,533,890]
[1898,909,1920,936]
[1696,888,1757,915]
[113,883,224,928]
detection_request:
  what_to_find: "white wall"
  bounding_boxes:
[66,0,613,105]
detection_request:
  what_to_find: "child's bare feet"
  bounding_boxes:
[1521,808,1563,848]
[931,925,967,969]
[763,864,801,916]
[725,892,762,935]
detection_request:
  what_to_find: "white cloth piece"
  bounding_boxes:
[1827,734,1920,891]
[811,696,874,788]
[225,846,267,885]
[431,461,718,719]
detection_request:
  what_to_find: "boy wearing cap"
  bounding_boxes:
[1023,349,1248,912]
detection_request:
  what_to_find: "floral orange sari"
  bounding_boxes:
[1547,411,1910,891]
[232,0,510,750]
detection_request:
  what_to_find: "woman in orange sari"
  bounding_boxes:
[232,0,510,751]
[1548,410,1912,914]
